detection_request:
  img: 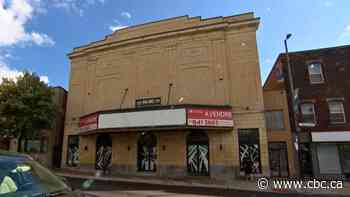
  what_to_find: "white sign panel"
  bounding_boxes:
[312,131,350,142]
[99,108,186,129]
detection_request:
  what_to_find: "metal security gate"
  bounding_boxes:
[187,132,209,176]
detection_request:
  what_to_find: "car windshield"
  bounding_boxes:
[0,155,69,197]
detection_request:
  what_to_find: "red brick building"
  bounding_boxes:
[265,45,350,179]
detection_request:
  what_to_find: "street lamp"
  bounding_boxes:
[284,34,302,177]
[284,33,294,92]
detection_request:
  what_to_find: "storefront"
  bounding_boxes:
[68,105,249,179]
[311,132,350,179]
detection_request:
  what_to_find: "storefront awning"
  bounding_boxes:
[312,131,350,142]
[78,105,234,135]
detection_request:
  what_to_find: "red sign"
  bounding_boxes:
[79,114,98,132]
[187,108,233,127]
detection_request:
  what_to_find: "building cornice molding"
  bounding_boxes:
[68,13,259,59]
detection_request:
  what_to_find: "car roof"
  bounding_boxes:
[0,151,31,173]
[0,150,31,158]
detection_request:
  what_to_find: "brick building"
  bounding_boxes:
[7,87,67,169]
[62,13,269,181]
[264,45,350,179]
[263,87,297,177]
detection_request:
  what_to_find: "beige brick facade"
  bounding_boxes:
[63,12,269,180]
[263,90,297,176]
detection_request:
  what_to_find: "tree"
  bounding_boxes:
[0,71,56,152]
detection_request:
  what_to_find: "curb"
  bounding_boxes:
[56,172,350,196]
[55,172,243,190]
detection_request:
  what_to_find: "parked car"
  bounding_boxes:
[0,151,93,197]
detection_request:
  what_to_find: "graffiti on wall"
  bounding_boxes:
[187,131,209,176]
[137,133,157,172]
[238,129,261,174]
[96,134,112,170]
[138,146,157,171]
[187,144,209,175]
[239,144,261,174]
[96,145,112,170]
[67,135,79,166]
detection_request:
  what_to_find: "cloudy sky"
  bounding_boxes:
[1,0,350,88]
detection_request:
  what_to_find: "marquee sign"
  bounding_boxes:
[99,108,186,129]
[79,113,98,132]
[79,106,233,134]
[187,108,233,127]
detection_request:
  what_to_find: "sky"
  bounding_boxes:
[1,0,350,88]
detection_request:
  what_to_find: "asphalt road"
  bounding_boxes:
[66,177,349,197]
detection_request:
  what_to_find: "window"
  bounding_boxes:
[20,137,48,153]
[328,101,346,124]
[300,103,316,125]
[265,111,285,130]
[308,63,324,84]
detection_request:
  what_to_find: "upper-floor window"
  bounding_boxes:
[300,103,316,126]
[308,63,324,84]
[328,101,346,124]
[265,110,285,130]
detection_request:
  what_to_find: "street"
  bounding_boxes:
[66,177,349,197]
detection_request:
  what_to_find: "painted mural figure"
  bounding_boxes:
[137,133,157,172]
[96,146,105,170]
[67,136,79,167]
[187,132,209,176]
[239,144,261,174]
[242,157,253,180]
[140,146,156,171]
[187,144,209,175]
[96,145,112,174]
[96,134,112,174]
[103,146,112,174]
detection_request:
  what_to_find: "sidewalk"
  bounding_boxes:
[55,168,350,196]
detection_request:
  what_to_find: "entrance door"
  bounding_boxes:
[96,134,112,170]
[187,132,209,176]
[137,132,157,172]
[299,143,313,177]
[269,142,289,177]
[339,144,350,179]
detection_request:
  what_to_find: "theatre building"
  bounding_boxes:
[62,12,269,180]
